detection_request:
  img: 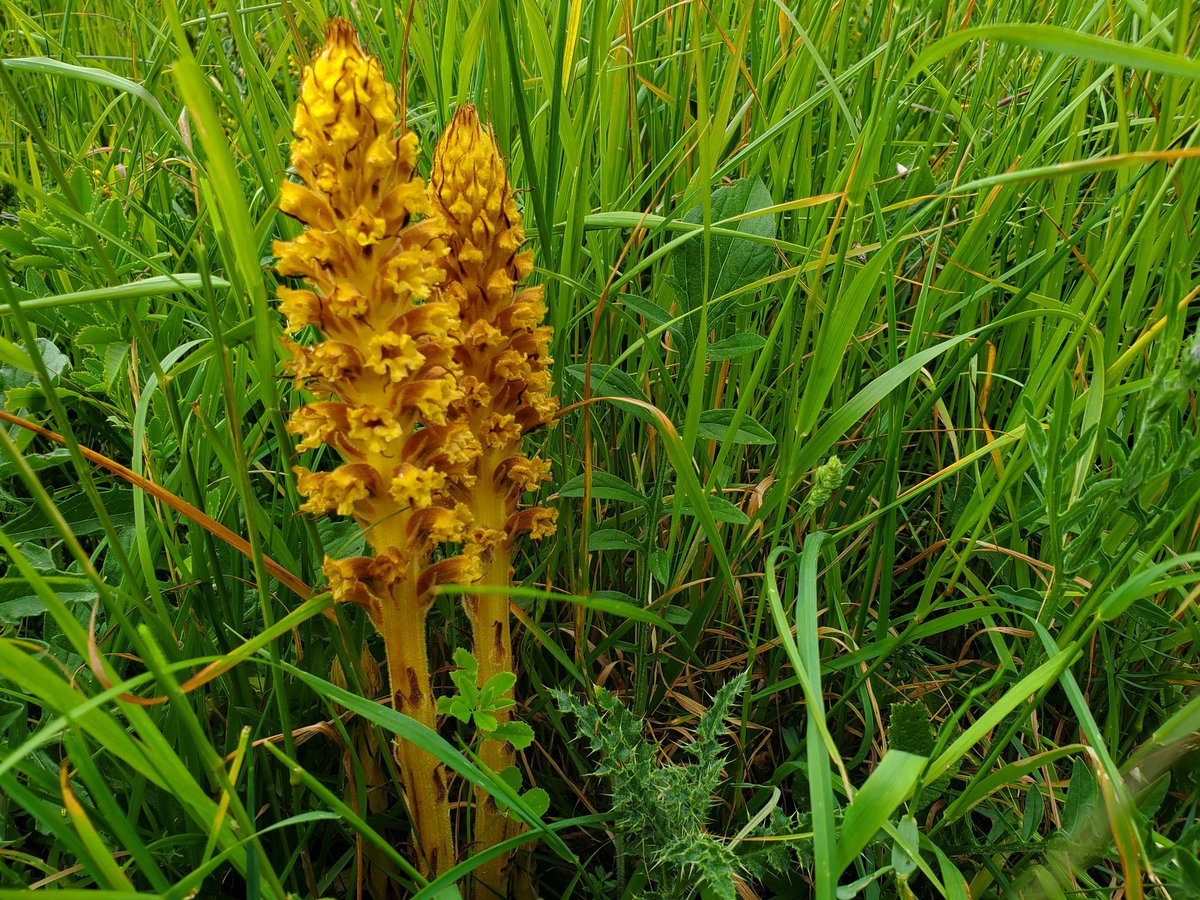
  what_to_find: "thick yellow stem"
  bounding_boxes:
[468,462,522,898]
[471,548,520,898]
[380,578,456,880]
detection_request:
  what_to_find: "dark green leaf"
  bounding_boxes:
[697,409,775,446]
[707,333,766,361]
[558,471,647,505]
[587,529,643,552]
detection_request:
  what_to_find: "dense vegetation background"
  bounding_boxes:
[1,0,1199,897]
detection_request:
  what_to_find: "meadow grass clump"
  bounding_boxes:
[1,1,1200,898]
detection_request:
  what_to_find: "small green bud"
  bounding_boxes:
[808,455,845,509]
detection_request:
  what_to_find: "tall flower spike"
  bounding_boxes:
[430,105,558,899]
[276,20,478,880]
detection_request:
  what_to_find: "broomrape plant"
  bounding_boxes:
[430,104,558,891]
[275,20,554,888]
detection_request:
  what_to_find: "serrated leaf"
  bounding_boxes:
[102,342,129,392]
[480,671,517,704]
[10,253,60,269]
[492,720,535,751]
[75,325,120,349]
[446,649,480,703]
[696,409,775,445]
[889,701,935,756]
[436,697,474,725]
[450,646,478,674]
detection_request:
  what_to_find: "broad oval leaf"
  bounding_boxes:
[671,176,777,361]
[697,409,776,446]
[707,333,767,361]
[587,529,643,552]
[563,362,647,401]
[677,493,751,525]
[558,471,647,505]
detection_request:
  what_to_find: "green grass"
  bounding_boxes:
[2,0,1200,897]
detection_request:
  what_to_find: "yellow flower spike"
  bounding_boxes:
[430,104,558,899]
[277,20,480,880]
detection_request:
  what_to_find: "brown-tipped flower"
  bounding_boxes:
[276,20,474,880]
[430,105,558,549]
[429,104,556,899]
[276,21,479,599]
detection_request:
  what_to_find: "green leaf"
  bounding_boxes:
[1,57,183,140]
[0,274,225,317]
[520,787,550,818]
[446,648,480,703]
[672,176,776,360]
[492,721,535,751]
[563,363,657,424]
[677,493,751,526]
[480,671,518,705]
[892,816,920,879]
[1061,757,1097,833]
[587,529,643,552]
[436,696,474,725]
[563,362,648,401]
[835,750,926,875]
[889,702,935,756]
[697,409,775,445]
[676,177,776,305]
[3,485,134,541]
[0,448,71,480]
[558,471,647,505]
[707,333,766,361]
[619,294,673,327]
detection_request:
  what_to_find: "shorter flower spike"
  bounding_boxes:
[430,104,558,899]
